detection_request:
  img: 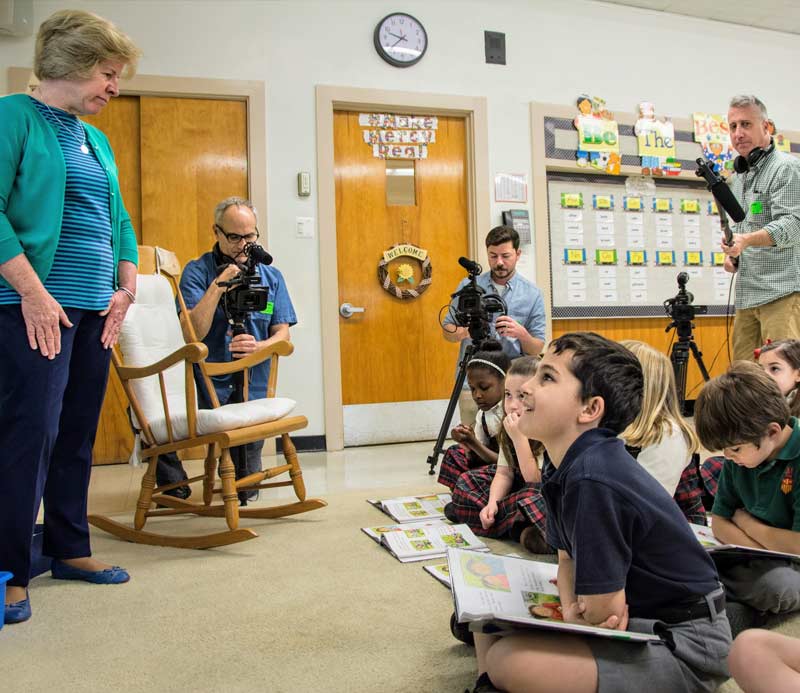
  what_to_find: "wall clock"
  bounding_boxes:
[373,12,428,67]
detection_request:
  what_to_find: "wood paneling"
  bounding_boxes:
[334,111,467,405]
[140,97,248,268]
[88,96,249,464]
[552,317,733,400]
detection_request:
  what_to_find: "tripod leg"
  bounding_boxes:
[670,343,690,416]
[427,343,475,475]
[689,341,711,382]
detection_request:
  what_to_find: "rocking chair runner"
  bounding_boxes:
[88,247,326,548]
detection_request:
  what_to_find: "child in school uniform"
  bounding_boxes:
[438,342,510,491]
[619,340,708,524]
[758,339,800,418]
[696,339,800,516]
[694,361,800,633]
[447,356,551,553]
[468,332,730,693]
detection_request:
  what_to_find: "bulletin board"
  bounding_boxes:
[547,173,729,318]
[529,101,800,326]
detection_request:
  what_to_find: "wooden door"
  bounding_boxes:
[334,111,467,407]
[83,96,248,464]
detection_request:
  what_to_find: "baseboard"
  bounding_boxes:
[277,435,327,453]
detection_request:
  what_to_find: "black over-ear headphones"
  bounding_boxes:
[734,138,775,174]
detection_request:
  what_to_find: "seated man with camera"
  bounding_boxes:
[443,225,546,426]
[157,196,297,503]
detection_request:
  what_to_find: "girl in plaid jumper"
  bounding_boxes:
[437,342,509,490]
[447,357,552,552]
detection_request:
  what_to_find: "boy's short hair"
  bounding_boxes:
[695,360,790,450]
[549,332,643,434]
[485,225,519,250]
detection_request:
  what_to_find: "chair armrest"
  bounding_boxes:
[203,340,294,376]
[116,342,209,380]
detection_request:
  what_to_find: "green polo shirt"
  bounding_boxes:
[712,417,800,531]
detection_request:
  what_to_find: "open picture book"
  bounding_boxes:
[366,493,451,523]
[379,523,489,563]
[447,548,659,643]
[361,519,445,544]
[690,523,800,562]
[424,562,452,589]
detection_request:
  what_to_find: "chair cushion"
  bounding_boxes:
[148,397,296,445]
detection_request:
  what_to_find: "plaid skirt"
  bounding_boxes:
[673,461,707,525]
[438,444,482,490]
[450,464,547,539]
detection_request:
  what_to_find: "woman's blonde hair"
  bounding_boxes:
[34,10,141,81]
[620,340,699,454]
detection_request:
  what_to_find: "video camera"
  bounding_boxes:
[217,242,273,335]
[664,272,707,340]
[450,257,507,344]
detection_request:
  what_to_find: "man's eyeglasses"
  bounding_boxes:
[214,224,260,244]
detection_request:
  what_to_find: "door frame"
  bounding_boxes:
[7,67,267,243]
[315,85,490,451]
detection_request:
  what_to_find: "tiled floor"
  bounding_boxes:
[88,440,446,515]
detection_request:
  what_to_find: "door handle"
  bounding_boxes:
[339,302,366,319]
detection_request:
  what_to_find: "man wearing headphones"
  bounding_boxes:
[722,95,800,361]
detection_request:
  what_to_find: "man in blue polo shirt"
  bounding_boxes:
[442,225,545,426]
[157,197,296,503]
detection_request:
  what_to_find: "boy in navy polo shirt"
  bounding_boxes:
[469,332,730,693]
[695,361,800,630]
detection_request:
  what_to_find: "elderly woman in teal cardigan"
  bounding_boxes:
[0,10,141,624]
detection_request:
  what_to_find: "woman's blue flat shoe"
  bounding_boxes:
[4,592,31,624]
[51,560,130,584]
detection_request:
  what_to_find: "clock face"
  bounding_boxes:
[374,13,428,67]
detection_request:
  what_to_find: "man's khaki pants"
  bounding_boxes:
[732,292,800,362]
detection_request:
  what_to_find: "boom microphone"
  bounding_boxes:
[695,158,746,223]
[458,256,482,275]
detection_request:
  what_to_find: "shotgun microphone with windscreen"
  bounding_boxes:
[695,158,746,228]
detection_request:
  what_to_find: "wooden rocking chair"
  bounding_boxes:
[88,247,326,548]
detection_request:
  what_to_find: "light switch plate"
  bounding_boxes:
[296,216,314,239]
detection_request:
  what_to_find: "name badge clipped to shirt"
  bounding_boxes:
[750,200,764,215]
[260,301,274,316]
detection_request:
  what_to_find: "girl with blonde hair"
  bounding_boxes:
[620,340,700,496]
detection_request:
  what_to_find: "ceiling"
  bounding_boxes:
[595,0,800,35]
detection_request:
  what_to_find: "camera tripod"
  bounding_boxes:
[427,341,477,475]
[667,320,710,416]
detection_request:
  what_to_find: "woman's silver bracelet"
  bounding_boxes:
[117,286,136,304]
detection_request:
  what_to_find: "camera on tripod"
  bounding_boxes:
[664,272,711,415]
[450,257,507,344]
[217,242,273,334]
[664,272,707,334]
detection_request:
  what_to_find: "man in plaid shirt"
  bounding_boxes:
[722,95,800,361]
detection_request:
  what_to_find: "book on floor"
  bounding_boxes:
[689,523,800,562]
[424,562,452,588]
[379,523,489,563]
[361,519,446,544]
[425,553,521,590]
[367,493,452,523]
[447,548,659,643]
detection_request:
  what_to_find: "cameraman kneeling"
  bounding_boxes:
[157,197,296,503]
